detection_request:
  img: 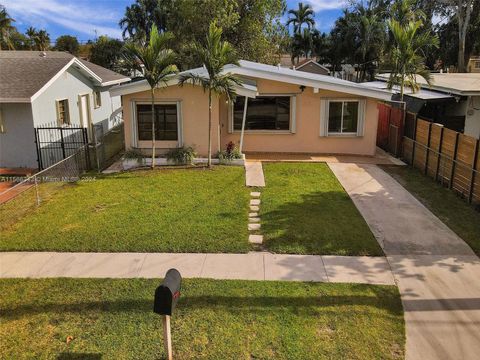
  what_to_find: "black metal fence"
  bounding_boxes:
[34,123,90,170]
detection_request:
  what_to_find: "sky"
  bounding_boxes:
[2,0,347,43]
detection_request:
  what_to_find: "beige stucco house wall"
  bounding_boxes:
[122,77,381,157]
[220,78,379,156]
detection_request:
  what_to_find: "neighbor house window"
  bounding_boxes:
[475,61,480,69]
[328,101,359,134]
[56,99,70,125]
[137,104,178,141]
[233,96,291,131]
[93,90,102,108]
[0,107,5,133]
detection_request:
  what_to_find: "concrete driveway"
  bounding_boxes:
[329,163,480,360]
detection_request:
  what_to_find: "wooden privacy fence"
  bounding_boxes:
[403,118,480,204]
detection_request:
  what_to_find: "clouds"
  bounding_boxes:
[2,0,123,39]
[304,0,348,12]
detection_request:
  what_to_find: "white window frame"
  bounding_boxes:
[56,99,70,126]
[93,90,102,108]
[131,99,183,148]
[320,98,366,137]
[230,94,297,134]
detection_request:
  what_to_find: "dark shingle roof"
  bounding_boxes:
[0,51,129,102]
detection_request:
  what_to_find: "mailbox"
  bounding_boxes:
[154,268,182,316]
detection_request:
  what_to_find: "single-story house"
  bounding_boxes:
[0,51,130,169]
[371,73,480,139]
[467,56,480,73]
[110,60,391,158]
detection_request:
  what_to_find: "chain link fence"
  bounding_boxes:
[0,145,90,231]
[92,122,125,171]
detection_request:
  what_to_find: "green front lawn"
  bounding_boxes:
[261,163,383,256]
[0,278,405,359]
[0,167,250,253]
[381,165,480,255]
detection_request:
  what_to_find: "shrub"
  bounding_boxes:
[123,148,144,163]
[217,141,242,163]
[166,146,197,165]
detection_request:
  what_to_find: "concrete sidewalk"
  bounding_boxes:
[0,252,395,285]
[329,163,480,360]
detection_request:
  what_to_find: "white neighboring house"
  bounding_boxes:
[0,51,130,169]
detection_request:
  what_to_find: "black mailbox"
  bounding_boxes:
[154,268,182,316]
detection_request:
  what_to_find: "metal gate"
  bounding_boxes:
[34,126,90,170]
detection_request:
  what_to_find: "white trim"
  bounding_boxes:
[133,100,182,146]
[101,78,131,87]
[30,58,116,103]
[31,58,76,102]
[232,94,296,134]
[321,99,365,137]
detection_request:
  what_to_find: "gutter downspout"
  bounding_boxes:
[239,97,249,153]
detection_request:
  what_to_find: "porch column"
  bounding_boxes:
[239,96,249,153]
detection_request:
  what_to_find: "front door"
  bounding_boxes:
[78,94,92,140]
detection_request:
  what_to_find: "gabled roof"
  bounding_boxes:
[376,73,480,96]
[111,60,391,101]
[295,58,330,74]
[0,51,130,103]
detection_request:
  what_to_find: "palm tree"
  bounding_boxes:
[25,26,37,50]
[387,19,439,100]
[178,22,240,168]
[357,13,384,81]
[0,6,15,50]
[124,25,178,168]
[119,0,168,41]
[35,30,50,51]
[286,2,315,35]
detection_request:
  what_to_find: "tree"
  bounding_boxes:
[55,35,79,55]
[387,19,439,100]
[178,22,240,167]
[441,0,476,72]
[25,26,37,50]
[286,2,315,34]
[124,25,178,168]
[357,12,385,81]
[90,36,125,73]
[0,6,15,50]
[119,0,168,41]
[35,29,50,51]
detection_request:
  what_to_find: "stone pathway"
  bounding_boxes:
[0,252,395,285]
[245,161,265,187]
[248,191,263,245]
[328,162,480,360]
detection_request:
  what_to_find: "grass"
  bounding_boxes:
[0,166,250,253]
[381,165,480,255]
[0,278,405,359]
[260,163,383,256]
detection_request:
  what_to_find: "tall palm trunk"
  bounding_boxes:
[151,87,156,169]
[207,89,212,168]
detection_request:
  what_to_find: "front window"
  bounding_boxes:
[137,104,178,141]
[328,101,359,134]
[56,99,70,125]
[233,96,290,131]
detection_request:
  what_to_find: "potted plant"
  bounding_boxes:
[122,148,145,169]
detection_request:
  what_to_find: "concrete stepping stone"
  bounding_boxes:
[250,205,259,211]
[248,235,263,244]
[250,199,260,206]
[249,217,260,223]
[249,212,258,217]
[250,192,261,198]
[245,161,265,187]
[248,223,261,231]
